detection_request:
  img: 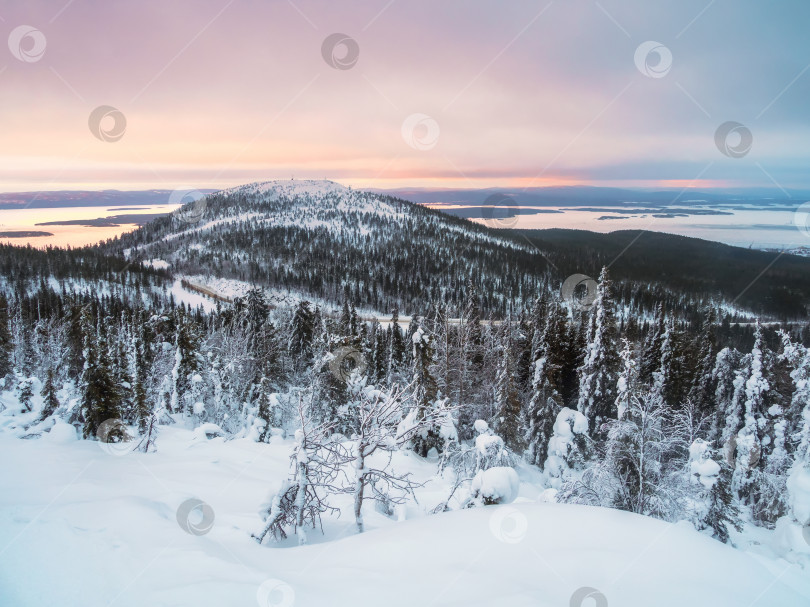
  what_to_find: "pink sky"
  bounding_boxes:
[1,0,809,193]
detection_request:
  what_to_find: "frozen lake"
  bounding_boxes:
[428,204,809,250]
[1,201,808,252]
[0,205,181,248]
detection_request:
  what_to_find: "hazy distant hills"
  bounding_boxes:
[371,185,809,210]
[2,185,806,210]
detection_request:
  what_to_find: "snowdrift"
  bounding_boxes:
[1,431,808,607]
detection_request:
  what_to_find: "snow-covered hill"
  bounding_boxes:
[105,179,551,317]
[1,427,808,607]
[94,178,810,321]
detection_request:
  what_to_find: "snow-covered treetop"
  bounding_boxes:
[221,179,350,199]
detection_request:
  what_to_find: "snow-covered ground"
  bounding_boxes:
[1,422,809,607]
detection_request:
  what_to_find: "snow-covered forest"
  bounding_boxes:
[5,0,810,599]
[0,182,810,605]
[3,254,810,538]
[2,184,810,605]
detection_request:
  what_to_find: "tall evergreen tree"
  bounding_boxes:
[0,293,13,380]
[615,338,639,421]
[410,325,442,457]
[373,326,388,384]
[39,368,60,420]
[650,319,676,407]
[80,321,123,439]
[17,378,34,413]
[712,346,743,445]
[132,334,150,434]
[577,267,620,439]
[782,334,810,466]
[170,311,202,415]
[731,322,788,524]
[289,301,316,368]
[701,462,742,544]
[640,303,665,385]
[525,301,567,465]
[689,307,718,419]
[388,307,406,379]
[492,321,524,453]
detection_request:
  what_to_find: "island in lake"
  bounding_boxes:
[0,230,54,238]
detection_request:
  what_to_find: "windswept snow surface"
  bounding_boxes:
[1,429,809,607]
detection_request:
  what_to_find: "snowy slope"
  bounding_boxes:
[105,179,551,316]
[0,428,807,607]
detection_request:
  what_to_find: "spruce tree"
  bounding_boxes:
[577,267,620,440]
[81,325,123,440]
[410,326,442,457]
[373,327,388,384]
[256,376,277,442]
[650,320,675,408]
[782,334,810,465]
[133,334,150,434]
[615,338,638,421]
[529,295,548,362]
[17,378,34,413]
[712,346,743,445]
[0,294,13,379]
[289,301,316,366]
[339,299,352,337]
[39,368,60,420]
[688,307,718,419]
[492,323,524,453]
[388,307,405,378]
[640,303,665,385]
[732,322,785,525]
[525,354,560,466]
[702,462,742,544]
[170,310,202,415]
[525,301,566,464]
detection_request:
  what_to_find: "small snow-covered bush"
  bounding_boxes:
[689,439,720,489]
[687,440,740,544]
[193,423,225,441]
[545,408,590,489]
[440,420,516,478]
[44,420,78,444]
[469,466,520,506]
[787,463,810,526]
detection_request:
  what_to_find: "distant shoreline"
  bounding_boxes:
[0,230,54,238]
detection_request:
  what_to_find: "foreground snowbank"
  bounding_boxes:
[0,429,808,607]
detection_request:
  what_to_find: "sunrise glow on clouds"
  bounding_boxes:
[1,0,809,192]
